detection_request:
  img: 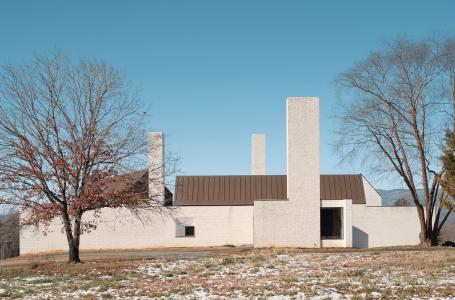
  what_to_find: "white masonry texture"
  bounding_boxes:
[20,206,253,254]
[286,97,321,247]
[252,133,266,175]
[148,132,165,203]
[362,176,382,206]
[352,206,420,248]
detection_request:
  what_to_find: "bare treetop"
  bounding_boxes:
[336,37,455,245]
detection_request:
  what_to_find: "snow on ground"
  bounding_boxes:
[1,248,454,299]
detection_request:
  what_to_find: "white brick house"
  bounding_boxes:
[20,97,420,254]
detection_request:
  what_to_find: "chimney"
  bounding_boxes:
[286,97,320,246]
[148,132,165,203]
[252,133,266,175]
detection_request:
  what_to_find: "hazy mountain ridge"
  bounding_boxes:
[377,189,424,206]
[378,189,454,222]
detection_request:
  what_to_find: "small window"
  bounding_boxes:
[321,208,343,240]
[184,226,195,237]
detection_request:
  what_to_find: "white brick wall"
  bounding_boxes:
[352,206,420,248]
[362,176,382,207]
[20,206,253,254]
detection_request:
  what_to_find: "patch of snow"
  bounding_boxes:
[310,292,342,300]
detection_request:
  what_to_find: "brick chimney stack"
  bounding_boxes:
[252,133,266,175]
[148,132,165,203]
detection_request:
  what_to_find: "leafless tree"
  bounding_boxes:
[336,37,455,246]
[0,53,175,262]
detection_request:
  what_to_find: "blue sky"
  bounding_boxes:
[1,1,454,189]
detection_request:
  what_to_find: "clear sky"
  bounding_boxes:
[1,1,454,189]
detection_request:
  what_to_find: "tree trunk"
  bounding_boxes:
[430,231,439,246]
[419,222,440,246]
[61,208,82,263]
[416,205,430,246]
[68,241,81,263]
[71,213,83,263]
[419,228,430,246]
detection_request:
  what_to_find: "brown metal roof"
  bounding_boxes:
[174,175,287,206]
[174,174,366,206]
[320,174,366,204]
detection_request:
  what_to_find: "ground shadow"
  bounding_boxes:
[353,226,368,248]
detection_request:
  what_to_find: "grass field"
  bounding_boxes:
[1,247,455,299]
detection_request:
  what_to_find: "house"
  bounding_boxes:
[20,97,420,253]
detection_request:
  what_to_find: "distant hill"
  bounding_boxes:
[377,189,424,206]
[378,189,454,222]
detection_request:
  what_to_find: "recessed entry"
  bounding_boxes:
[321,208,343,240]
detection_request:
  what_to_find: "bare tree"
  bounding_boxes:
[336,37,455,246]
[0,53,173,262]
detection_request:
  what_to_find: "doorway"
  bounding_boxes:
[321,207,343,239]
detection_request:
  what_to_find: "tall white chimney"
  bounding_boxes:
[148,132,165,203]
[286,97,320,246]
[252,133,266,175]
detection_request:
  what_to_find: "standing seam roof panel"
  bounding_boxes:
[174,175,366,205]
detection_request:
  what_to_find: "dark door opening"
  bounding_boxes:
[321,207,343,239]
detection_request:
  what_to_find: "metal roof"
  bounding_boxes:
[174,174,366,206]
[320,174,366,204]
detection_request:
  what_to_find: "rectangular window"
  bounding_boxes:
[321,208,343,240]
[184,226,195,237]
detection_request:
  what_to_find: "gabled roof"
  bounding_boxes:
[320,174,366,204]
[174,174,366,206]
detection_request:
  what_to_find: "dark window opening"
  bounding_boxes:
[321,208,343,239]
[185,226,195,237]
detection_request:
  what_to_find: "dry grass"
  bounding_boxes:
[1,247,455,299]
